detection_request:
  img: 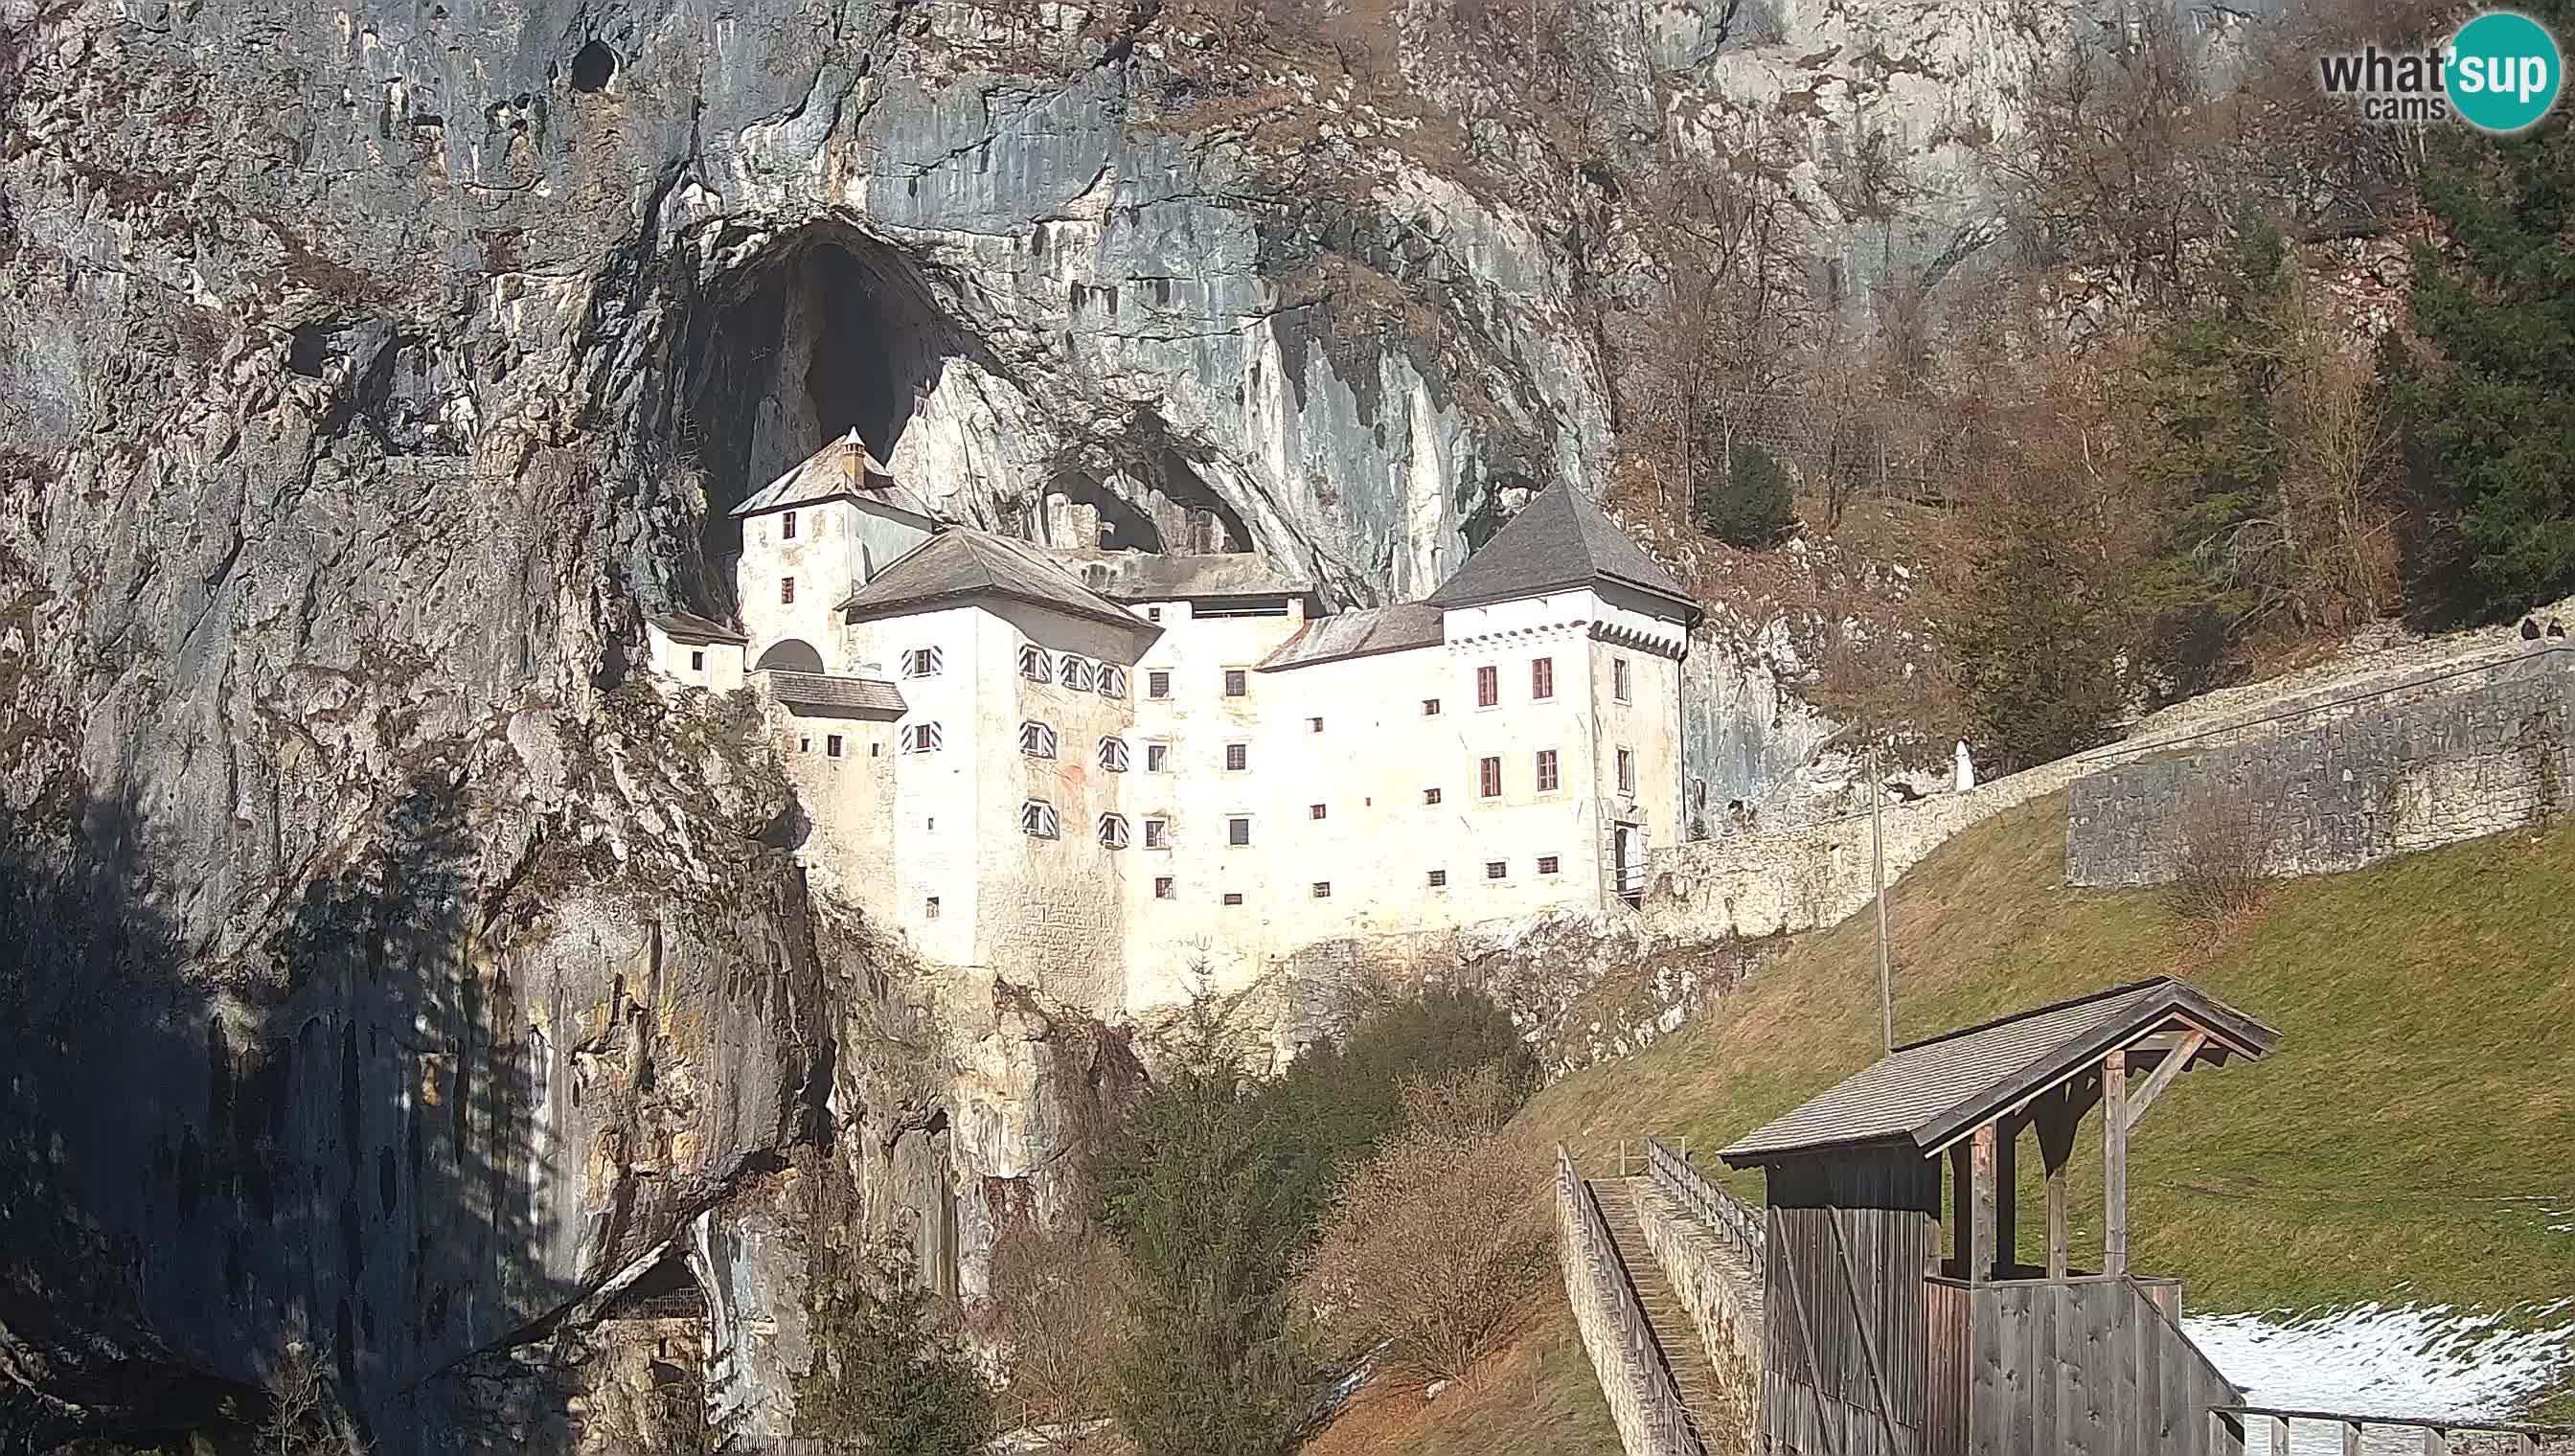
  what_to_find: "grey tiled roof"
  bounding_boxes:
[648,610,746,645]
[732,430,938,520]
[764,671,906,717]
[1257,602,1445,671]
[1424,486,1697,617]
[1049,549,1313,603]
[838,530,1151,633]
[1719,977,2278,1165]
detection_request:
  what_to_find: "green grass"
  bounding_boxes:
[1519,793,2575,1354]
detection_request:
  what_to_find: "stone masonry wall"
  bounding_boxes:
[2066,648,2575,887]
[1557,1167,1699,1456]
[1631,1182,1764,1454]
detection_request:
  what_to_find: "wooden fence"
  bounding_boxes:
[1647,1136,1766,1269]
[2212,1405,2575,1455]
[1924,1273,2244,1456]
[1557,1145,1709,1456]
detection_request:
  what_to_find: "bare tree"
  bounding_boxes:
[2167,791,2280,931]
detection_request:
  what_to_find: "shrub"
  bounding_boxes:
[258,1341,366,1456]
[1303,1070,1552,1387]
[2166,792,2278,929]
[1695,440,1795,548]
[799,1258,992,1456]
[978,1223,1136,1442]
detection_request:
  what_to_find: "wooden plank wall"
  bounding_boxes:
[1933,1276,2243,1456]
[1759,1153,1941,1456]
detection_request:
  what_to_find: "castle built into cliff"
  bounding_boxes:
[646,431,1700,1020]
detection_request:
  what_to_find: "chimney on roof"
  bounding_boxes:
[840,437,864,485]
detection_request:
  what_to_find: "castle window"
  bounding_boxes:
[1145,817,1169,849]
[1308,717,1324,733]
[1532,656,1554,700]
[1222,892,1244,906]
[1225,742,1248,772]
[1154,876,1174,899]
[1476,665,1498,708]
[1537,749,1560,793]
[1060,655,1097,691]
[1099,665,1129,698]
[1021,800,1060,838]
[691,650,705,671]
[1613,656,1632,702]
[901,647,944,677]
[1427,869,1447,888]
[1486,860,1507,879]
[1018,645,1054,683]
[900,722,944,754]
[1424,787,1442,805]
[1148,671,1171,698]
[1098,813,1130,849]
[1538,855,1561,876]
[782,511,798,540]
[1227,817,1251,847]
[1423,698,1441,716]
[1147,743,1171,773]
[1310,804,1326,820]
[1311,882,1332,899]
[797,735,811,753]
[1617,748,1634,795]
[826,735,845,758]
[924,896,940,918]
[1098,737,1130,772]
[1019,721,1059,759]
[1149,607,1163,622]
[1479,757,1502,798]
[781,578,796,604]
[1223,669,1247,697]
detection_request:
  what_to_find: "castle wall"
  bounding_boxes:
[851,605,987,967]
[739,499,867,667]
[647,628,746,694]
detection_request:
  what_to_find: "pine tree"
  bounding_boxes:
[1955,524,2126,771]
[2397,23,2575,620]
[799,1260,993,1455]
[1695,439,1796,548]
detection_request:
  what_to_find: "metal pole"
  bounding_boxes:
[1873,741,1893,1053]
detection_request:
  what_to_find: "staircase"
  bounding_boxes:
[1592,1175,1742,1450]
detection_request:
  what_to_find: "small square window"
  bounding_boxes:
[1145,818,1169,849]
[1225,742,1248,771]
[1154,876,1174,899]
[1310,804,1326,820]
[691,649,706,671]
[782,511,798,540]
[1479,757,1502,799]
[1423,698,1441,716]
[781,577,797,605]
[871,742,880,757]
[1223,669,1247,697]
[1427,870,1447,887]
[1476,664,1498,708]
[1308,717,1324,733]
[1311,881,1332,899]
[1149,671,1171,698]
[1424,787,1442,805]
[1222,892,1244,906]
[1147,743,1171,773]
[1532,656,1554,700]
[1538,855,1561,876]
[827,735,844,758]
[1148,606,1163,621]
[1486,860,1507,879]
[1228,817,1251,847]
[924,896,940,919]
[798,735,811,753]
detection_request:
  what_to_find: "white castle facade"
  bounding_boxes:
[646,432,1699,1020]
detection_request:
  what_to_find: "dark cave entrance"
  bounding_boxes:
[1037,420,1257,557]
[676,229,964,611]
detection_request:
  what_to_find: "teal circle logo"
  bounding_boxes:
[2446,11,2563,132]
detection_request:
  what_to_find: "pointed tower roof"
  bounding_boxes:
[1423,485,1698,620]
[837,529,1154,635]
[732,429,937,521]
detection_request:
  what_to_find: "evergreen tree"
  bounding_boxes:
[799,1263,993,1455]
[2396,28,2575,620]
[1695,439,1796,547]
[1955,524,2125,770]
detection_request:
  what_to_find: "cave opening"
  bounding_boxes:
[676,229,964,616]
[568,39,617,92]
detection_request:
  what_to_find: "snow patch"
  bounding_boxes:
[2185,1301,2575,1453]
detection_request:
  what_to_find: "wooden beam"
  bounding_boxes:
[1995,1115,2019,1279]
[2128,1028,2211,1124]
[2105,1050,2131,1278]
[1824,1205,1907,1454]
[2034,1088,2078,1280]
[1951,1141,1976,1281]
[1971,1121,2000,1283]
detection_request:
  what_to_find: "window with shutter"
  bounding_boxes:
[1532,656,1554,700]
[901,647,944,677]
[1479,757,1502,798]
[901,722,945,754]
[1098,737,1130,772]
[1098,665,1128,698]
[1476,665,1497,707]
[1018,645,1054,683]
[1098,814,1129,849]
[1019,721,1059,759]
[1060,655,1096,691]
[1021,801,1060,838]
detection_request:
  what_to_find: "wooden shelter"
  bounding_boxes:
[1719,976,2281,1456]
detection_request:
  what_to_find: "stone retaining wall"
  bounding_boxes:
[1631,1183,1763,1454]
[2066,648,2575,886]
[1556,1165,1700,1456]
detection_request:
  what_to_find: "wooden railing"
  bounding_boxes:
[1646,1136,1766,1269]
[1556,1145,1708,1456]
[2212,1405,2575,1455]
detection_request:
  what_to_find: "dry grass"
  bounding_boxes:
[1298,1292,1624,1456]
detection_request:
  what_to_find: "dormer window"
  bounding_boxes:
[782,511,798,540]
[1018,645,1054,683]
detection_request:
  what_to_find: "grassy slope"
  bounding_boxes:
[1519,793,2575,1343]
[1302,1295,1625,1456]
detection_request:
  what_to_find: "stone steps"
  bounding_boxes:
[1589,1177,1739,1449]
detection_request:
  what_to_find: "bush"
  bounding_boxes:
[1695,440,1795,548]
[258,1342,366,1456]
[2166,793,2278,930]
[799,1258,993,1456]
[978,1223,1136,1441]
[1303,1070,1552,1387]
